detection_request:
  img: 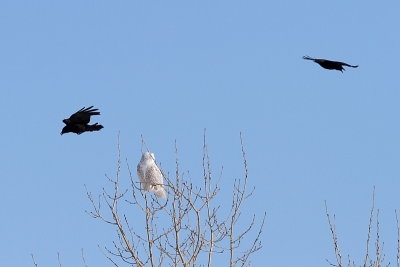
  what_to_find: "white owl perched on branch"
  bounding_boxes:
[137,152,167,199]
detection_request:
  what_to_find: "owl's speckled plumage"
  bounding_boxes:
[137,152,167,199]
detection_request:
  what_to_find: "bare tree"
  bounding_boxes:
[85,133,266,266]
[324,187,398,267]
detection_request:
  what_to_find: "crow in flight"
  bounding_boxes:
[61,106,104,135]
[303,56,358,72]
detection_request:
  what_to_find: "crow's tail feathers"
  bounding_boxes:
[343,63,359,68]
[87,123,104,132]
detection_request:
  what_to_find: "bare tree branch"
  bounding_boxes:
[31,253,39,267]
[81,248,89,267]
[57,252,62,267]
[85,133,265,266]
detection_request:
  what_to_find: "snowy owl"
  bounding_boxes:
[137,152,167,199]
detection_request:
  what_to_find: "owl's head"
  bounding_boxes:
[142,152,156,161]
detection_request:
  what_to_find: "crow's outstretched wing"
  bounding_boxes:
[63,106,100,125]
[303,56,316,61]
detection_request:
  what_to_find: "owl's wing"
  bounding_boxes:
[145,165,163,185]
[137,163,145,182]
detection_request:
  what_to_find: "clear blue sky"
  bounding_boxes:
[1,0,400,266]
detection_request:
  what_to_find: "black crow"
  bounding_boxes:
[303,56,358,72]
[61,106,104,135]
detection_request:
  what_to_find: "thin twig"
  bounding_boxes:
[30,253,39,267]
[396,210,400,267]
[57,252,62,267]
[325,201,343,267]
[81,248,89,267]
[363,186,375,267]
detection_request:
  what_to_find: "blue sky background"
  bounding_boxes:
[1,0,400,266]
